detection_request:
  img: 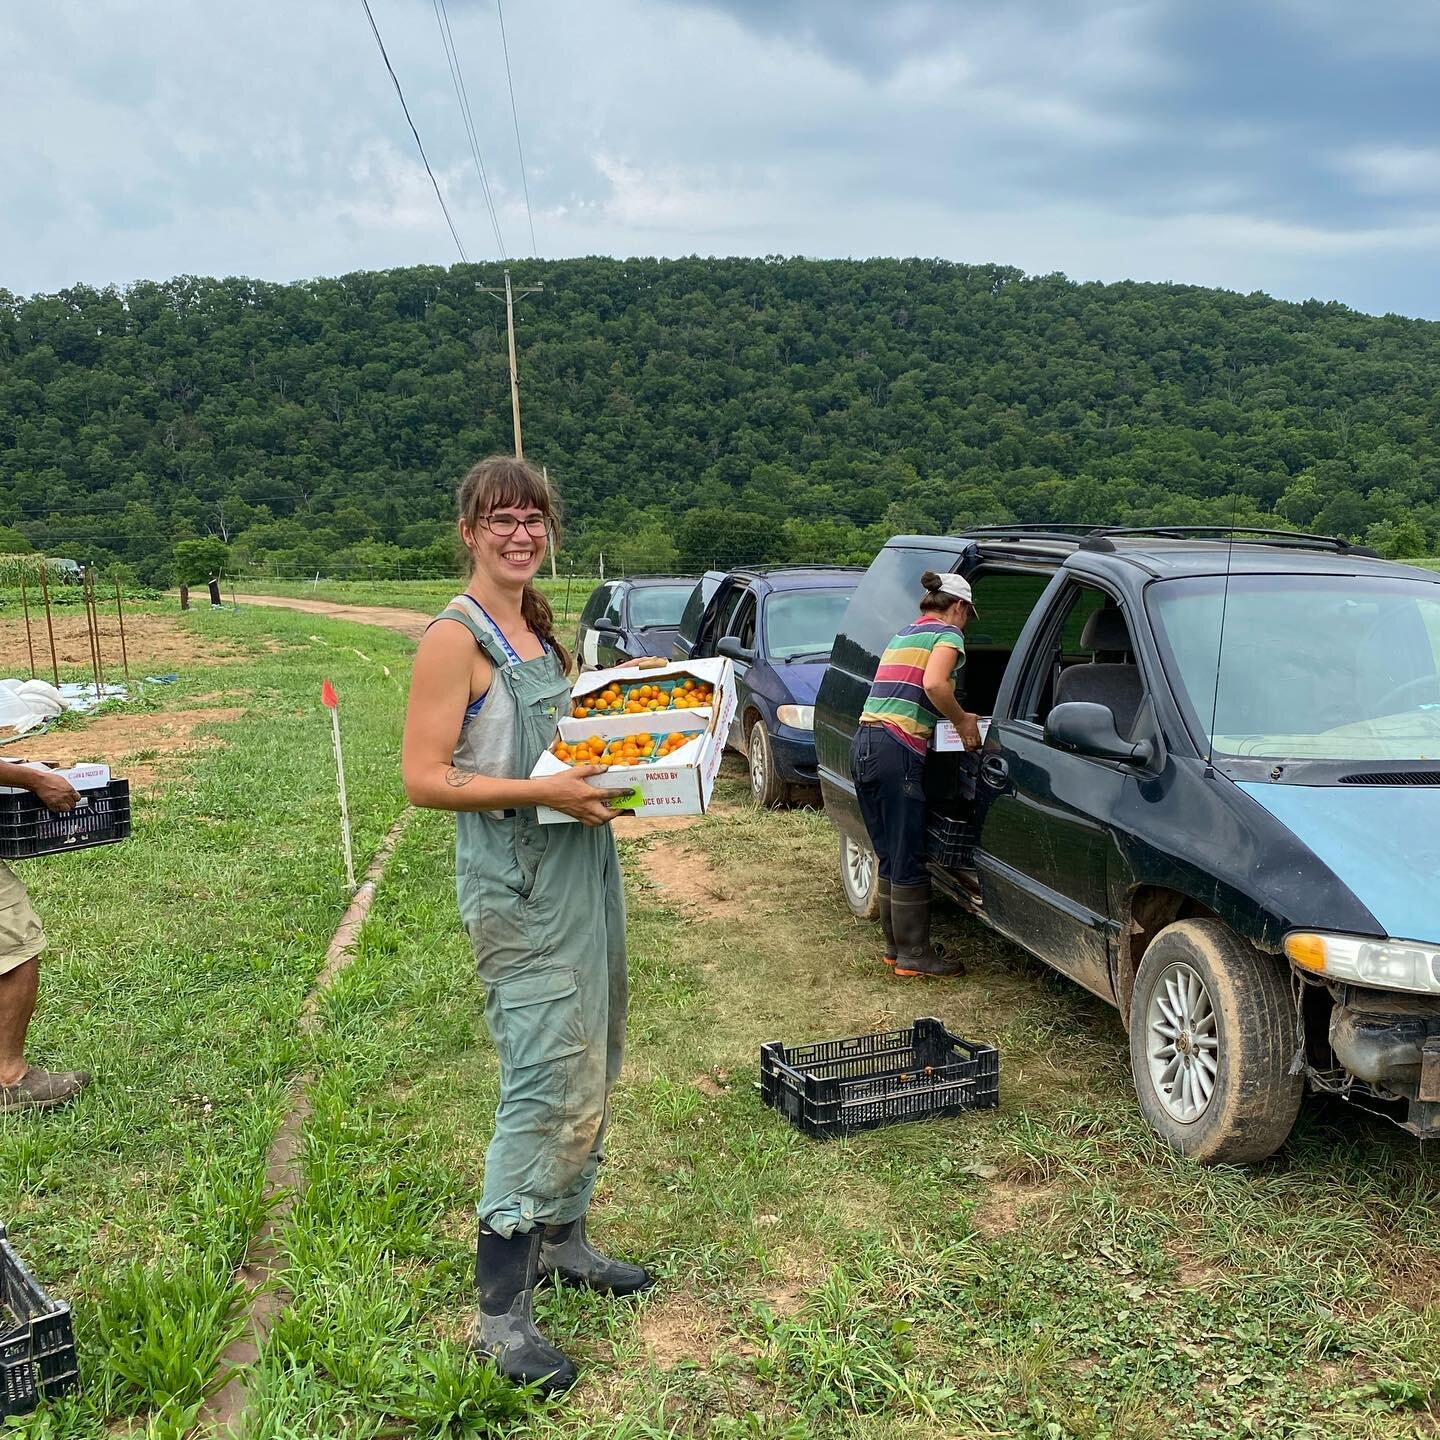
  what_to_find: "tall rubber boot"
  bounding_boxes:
[878,877,897,968]
[891,880,965,979]
[470,1223,577,1394]
[540,1216,655,1296]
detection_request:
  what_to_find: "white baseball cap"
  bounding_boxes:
[933,573,978,613]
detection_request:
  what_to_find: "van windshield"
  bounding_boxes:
[1148,573,1440,761]
[765,588,854,661]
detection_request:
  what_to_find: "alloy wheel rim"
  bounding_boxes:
[1146,961,1220,1123]
[750,727,768,800]
[845,836,874,903]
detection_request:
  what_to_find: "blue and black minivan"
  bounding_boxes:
[819,527,1440,1162]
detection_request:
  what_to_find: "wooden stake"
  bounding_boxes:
[38,564,59,686]
[84,567,104,701]
[114,577,131,683]
[19,570,35,679]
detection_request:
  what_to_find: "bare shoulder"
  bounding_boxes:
[413,619,492,692]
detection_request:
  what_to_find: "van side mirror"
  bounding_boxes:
[1045,702,1155,766]
[717,636,754,663]
[593,618,621,635]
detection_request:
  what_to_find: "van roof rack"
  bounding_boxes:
[1077,526,1378,557]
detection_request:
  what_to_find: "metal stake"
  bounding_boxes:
[38,564,60,687]
[114,576,131,683]
[19,570,36,678]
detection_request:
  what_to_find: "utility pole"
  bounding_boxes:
[479,268,543,458]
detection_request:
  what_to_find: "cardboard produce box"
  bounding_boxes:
[531,657,737,823]
[931,717,991,753]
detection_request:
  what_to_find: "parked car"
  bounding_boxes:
[818,525,1440,1163]
[690,566,862,806]
[671,570,727,661]
[574,576,699,670]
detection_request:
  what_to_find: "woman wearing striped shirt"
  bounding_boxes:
[851,571,982,978]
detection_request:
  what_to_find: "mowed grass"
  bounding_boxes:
[0,603,411,1438]
[240,768,1439,1438]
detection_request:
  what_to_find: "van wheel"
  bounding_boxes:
[1129,919,1302,1165]
[748,721,790,809]
[838,832,880,920]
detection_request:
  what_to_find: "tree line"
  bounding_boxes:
[2,256,1438,585]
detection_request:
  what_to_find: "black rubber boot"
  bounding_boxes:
[878,877,897,968]
[470,1223,577,1394]
[540,1216,655,1296]
[891,881,966,979]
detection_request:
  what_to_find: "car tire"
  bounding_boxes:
[748,720,791,809]
[1129,918,1303,1165]
[838,830,880,920]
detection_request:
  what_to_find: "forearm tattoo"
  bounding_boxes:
[444,767,478,789]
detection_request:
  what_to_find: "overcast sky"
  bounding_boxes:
[3,0,1438,317]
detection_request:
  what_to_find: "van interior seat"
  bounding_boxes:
[1052,605,1144,738]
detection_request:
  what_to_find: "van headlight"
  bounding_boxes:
[1285,932,1440,995]
[777,705,814,730]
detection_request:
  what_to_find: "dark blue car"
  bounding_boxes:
[688,567,862,806]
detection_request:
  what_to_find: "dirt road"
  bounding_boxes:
[233,594,431,640]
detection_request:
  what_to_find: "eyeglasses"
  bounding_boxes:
[479,513,549,539]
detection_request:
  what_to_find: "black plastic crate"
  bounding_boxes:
[926,811,976,869]
[1,1226,79,1419]
[760,1018,999,1139]
[0,779,130,860]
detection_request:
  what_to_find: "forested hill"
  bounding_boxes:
[2,257,1439,584]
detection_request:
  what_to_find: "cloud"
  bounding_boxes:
[1,0,1438,318]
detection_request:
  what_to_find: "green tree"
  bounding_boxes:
[172,537,230,583]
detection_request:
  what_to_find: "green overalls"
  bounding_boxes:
[436,595,628,1239]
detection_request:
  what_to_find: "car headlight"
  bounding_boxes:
[776,705,814,730]
[1285,932,1440,996]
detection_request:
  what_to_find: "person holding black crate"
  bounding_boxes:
[0,762,92,1113]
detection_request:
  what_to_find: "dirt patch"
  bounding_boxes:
[641,837,738,917]
[969,1179,1063,1238]
[233,594,430,640]
[1380,1251,1440,1312]
[639,1294,726,1369]
[0,610,252,674]
[42,707,245,792]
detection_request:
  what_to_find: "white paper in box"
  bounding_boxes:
[531,657,737,823]
[931,717,991,753]
[0,761,113,795]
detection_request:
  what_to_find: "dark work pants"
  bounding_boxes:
[850,723,929,887]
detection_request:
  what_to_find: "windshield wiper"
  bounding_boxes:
[781,649,832,663]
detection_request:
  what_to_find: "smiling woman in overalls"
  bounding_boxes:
[403,456,651,1395]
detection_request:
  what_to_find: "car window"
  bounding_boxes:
[579,585,608,627]
[728,592,758,648]
[1016,580,1130,722]
[1150,572,1440,761]
[964,571,1055,650]
[602,587,625,625]
[840,548,966,661]
[628,584,693,629]
[764,588,854,661]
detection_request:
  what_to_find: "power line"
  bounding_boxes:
[495,0,538,257]
[359,0,470,265]
[432,0,507,259]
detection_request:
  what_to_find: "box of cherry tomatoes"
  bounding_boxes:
[530,657,737,823]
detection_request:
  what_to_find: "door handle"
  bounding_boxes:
[980,754,1010,788]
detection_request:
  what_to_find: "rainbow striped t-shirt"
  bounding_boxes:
[859,618,966,755]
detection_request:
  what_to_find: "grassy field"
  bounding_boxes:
[230,576,604,631]
[0,603,411,1438]
[3,602,1438,1438]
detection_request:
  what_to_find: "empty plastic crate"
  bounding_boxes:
[925,811,976,869]
[760,1018,999,1139]
[1,1226,79,1419]
[0,779,130,860]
